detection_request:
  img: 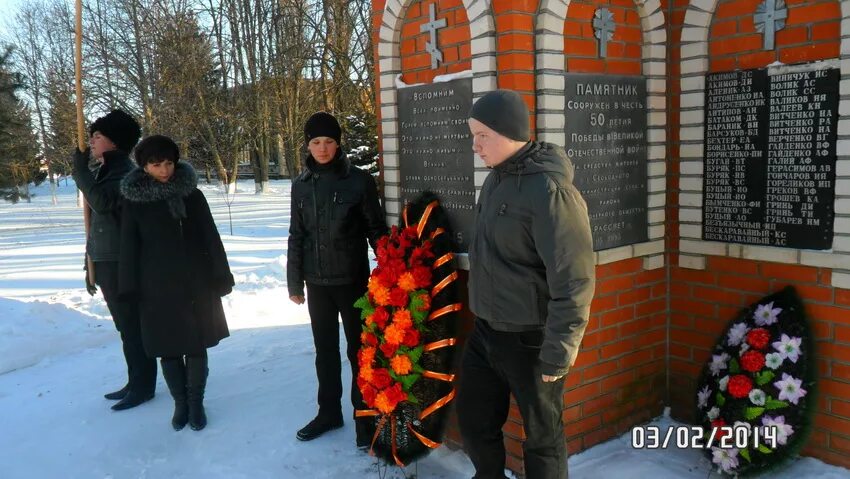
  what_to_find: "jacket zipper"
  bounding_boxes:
[311,176,321,276]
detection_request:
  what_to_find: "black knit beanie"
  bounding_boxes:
[304,112,342,144]
[468,89,530,141]
[89,109,142,153]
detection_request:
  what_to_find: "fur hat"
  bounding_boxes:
[89,109,142,153]
[468,89,530,142]
[304,112,342,144]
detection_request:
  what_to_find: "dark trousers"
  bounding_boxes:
[457,319,567,479]
[306,282,366,420]
[95,261,157,394]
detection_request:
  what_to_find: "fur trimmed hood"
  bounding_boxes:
[121,162,198,219]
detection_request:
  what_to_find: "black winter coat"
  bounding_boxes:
[118,163,233,357]
[72,150,135,262]
[287,151,388,296]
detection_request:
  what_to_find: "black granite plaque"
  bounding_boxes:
[702,67,838,250]
[398,78,474,252]
[564,73,649,251]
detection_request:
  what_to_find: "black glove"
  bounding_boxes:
[83,255,97,296]
[73,147,91,168]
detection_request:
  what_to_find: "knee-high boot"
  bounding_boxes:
[186,355,208,431]
[160,358,189,430]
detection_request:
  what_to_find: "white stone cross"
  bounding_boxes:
[420,4,447,70]
[754,0,788,51]
[593,8,616,58]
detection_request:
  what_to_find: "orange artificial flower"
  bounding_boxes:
[374,390,395,414]
[384,323,406,346]
[371,285,391,306]
[392,310,413,330]
[397,272,417,292]
[390,354,413,376]
[358,347,376,368]
[358,365,374,383]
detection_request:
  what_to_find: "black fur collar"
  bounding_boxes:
[121,162,198,218]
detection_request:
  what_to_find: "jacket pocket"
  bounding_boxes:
[331,189,361,220]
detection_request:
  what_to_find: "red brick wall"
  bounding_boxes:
[709,0,840,71]
[493,1,539,136]
[564,0,644,75]
[669,0,850,469]
[400,0,472,84]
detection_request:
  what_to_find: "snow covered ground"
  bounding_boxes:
[1,179,848,479]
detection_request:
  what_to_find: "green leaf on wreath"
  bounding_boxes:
[408,345,425,364]
[413,364,425,374]
[716,392,726,406]
[389,370,399,381]
[765,398,789,410]
[406,393,420,405]
[758,444,773,454]
[745,407,766,420]
[740,448,752,463]
[354,296,372,313]
[399,373,421,390]
[756,371,775,386]
[729,358,740,374]
[412,309,428,325]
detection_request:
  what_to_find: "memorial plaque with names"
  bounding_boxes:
[702,67,839,250]
[398,78,474,252]
[564,73,649,251]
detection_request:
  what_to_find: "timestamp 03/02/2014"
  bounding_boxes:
[630,425,779,450]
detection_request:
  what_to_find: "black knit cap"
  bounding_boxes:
[89,109,142,153]
[134,135,180,167]
[304,111,342,144]
[468,89,530,141]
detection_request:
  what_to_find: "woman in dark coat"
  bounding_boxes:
[118,135,233,431]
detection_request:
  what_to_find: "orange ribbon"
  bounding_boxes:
[390,414,404,467]
[422,370,456,382]
[355,409,380,418]
[431,271,458,298]
[402,205,410,228]
[408,423,441,449]
[430,227,445,240]
[428,303,462,321]
[420,388,456,421]
[433,253,454,269]
[416,201,438,239]
[423,338,457,352]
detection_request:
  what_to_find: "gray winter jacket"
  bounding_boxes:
[469,141,595,376]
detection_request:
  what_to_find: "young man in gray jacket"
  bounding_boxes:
[457,90,595,479]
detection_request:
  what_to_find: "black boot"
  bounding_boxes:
[104,384,129,401]
[160,358,189,431]
[296,414,344,441]
[186,355,208,431]
[111,389,154,411]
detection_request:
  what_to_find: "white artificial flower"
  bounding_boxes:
[774,373,807,405]
[707,407,720,421]
[698,385,712,410]
[712,447,739,473]
[710,353,731,376]
[765,352,783,370]
[719,375,729,392]
[762,415,794,446]
[772,334,802,363]
[754,302,782,326]
[727,322,750,346]
[749,388,766,406]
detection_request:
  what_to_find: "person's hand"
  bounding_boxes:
[542,374,563,383]
[73,147,91,166]
[85,272,97,296]
[290,295,305,305]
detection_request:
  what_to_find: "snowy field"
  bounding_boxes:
[1,179,848,479]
